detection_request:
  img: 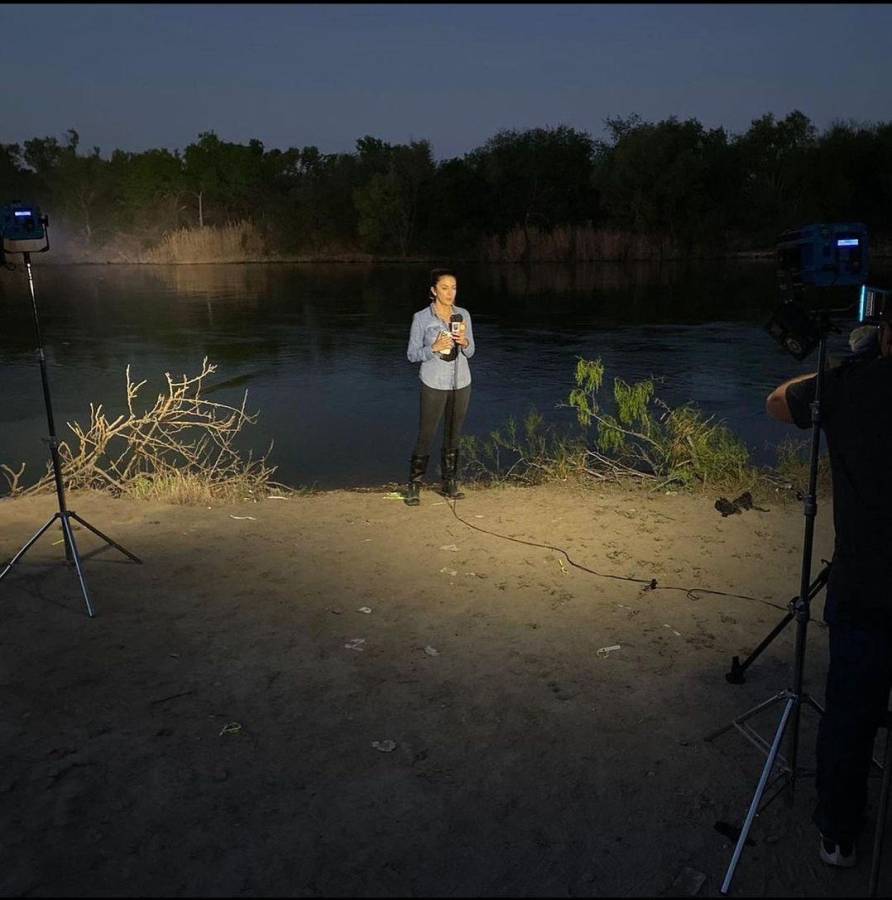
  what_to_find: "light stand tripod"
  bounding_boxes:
[722,562,830,687]
[0,251,141,616]
[704,323,832,895]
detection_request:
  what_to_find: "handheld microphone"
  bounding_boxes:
[442,313,462,361]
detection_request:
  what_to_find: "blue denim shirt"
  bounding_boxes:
[407,303,475,390]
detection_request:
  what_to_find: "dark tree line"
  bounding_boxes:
[1,110,891,259]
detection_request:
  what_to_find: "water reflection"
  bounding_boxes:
[1,260,886,490]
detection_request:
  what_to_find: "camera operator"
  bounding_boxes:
[766,319,892,868]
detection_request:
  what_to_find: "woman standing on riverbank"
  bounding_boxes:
[405,268,475,506]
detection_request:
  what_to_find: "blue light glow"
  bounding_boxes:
[837,238,859,247]
[860,284,867,321]
[13,210,32,217]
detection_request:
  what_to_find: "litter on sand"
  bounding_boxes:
[663,624,682,636]
[372,740,397,752]
[382,492,405,500]
[229,515,257,521]
[439,567,458,577]
[596,644,622,658]
[357,607,373,615]
[344,638,366,652]
[219,722,243,736]
[439,544,459,552]
[669,867,706,897]
[423,646,440,657]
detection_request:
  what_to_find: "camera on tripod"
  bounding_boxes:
[0,202,49,262]
[713,221,892,893]
[777,222,868,290]
[766,222,873,360]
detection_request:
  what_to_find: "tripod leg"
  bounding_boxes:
[869,721,892,898]
[704,691,789,743]
[68,512,142,564]
[724,566,829,684]
[0,513,61,582]
[721,696,796,895]
[59,514,94,618]
[727,613,795,683]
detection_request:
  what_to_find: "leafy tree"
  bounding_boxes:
[416,156,489,255]
[354,173,398,252]
[183,132,268,226]
[466,125,597,256]
[111,147,186,235]
[296,150,361,252]
[0,143,36,203]
[806,121,892,235]
[595,115,733,255]
[24,129,110,245]
[353,138,434,255]
[732,110,817,243]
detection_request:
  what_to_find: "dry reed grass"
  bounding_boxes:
[143,221,267,264]
[480,225,679,263]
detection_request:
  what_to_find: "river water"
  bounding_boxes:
[1,260,883,490]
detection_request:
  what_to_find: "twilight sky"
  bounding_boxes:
[2,3,890,160]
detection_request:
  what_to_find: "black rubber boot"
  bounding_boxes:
[405,454,429,506]
[440,448,465,500]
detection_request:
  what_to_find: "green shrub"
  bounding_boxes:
[567,356,756,489]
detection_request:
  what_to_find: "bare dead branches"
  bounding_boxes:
[6,359,281,503]
[1,463,27,496]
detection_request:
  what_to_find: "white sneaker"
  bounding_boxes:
[819,834,856,868]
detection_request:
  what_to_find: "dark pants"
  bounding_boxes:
[814,605,892,843]
[412,383,471,457]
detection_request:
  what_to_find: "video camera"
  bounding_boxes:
[766,222,888,360]
[776,222,868,291]
[0,202,49,265]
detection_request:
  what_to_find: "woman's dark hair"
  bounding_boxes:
[430,267,457,288]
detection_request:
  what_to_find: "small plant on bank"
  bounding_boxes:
[459,358,761,493]
[566,356,756,489]
[773,435,833,496]
[460,410,587,487]
[1,359,287,504]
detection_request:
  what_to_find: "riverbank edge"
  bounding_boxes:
[0,470,825,510]
[26,251,787,266]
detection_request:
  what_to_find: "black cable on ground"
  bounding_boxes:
[446,496,824,622]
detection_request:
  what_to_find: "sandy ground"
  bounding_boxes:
[0,480,888,898]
